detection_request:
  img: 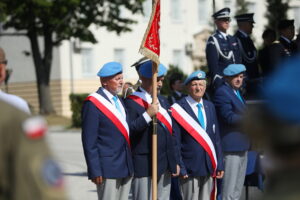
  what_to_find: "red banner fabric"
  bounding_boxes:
[139,0,160,64]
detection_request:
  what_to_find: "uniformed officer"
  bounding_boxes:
[269,19,298,70]
[258,29,276,77]
[81,62,133,200]
[0,47,30,113]
[206,8,241,91]
[124,60,179,200]
[213,64,250,200]
[234,13,260,99]
[171,70,224,200]
[0,100,66,200]
[244,56,300,200]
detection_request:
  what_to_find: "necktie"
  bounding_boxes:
[112,96,123,116]
[196,103,205,129]
[236,90,244,103]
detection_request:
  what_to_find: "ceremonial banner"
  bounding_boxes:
[139,0,160,64]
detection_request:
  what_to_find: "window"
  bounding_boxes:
[81,48,94,76]
[171,0,182,22]
[114,49,125,66]
[248,2,256,13]
[198,0,208,24]
[172,50,183,68]
[224,0,232,8]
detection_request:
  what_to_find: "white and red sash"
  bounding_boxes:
[85,93,130,147]
[128,92,172,135]
[171,103,218,200]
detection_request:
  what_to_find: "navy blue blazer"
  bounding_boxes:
[234,31,260,80]
[269,36,298,70]
[206,30,242,88]
[173,98,224,177]
[124,90,178,178]
[81,87,133,179]
[213,83,250,152]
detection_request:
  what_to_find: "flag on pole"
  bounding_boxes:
[139,0,160,65]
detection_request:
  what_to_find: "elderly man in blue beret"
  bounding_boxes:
[81,62,133,200]
[213,64,250,200]
[124,60,180,200]
[206,8,242,91]
[170,70,224,199]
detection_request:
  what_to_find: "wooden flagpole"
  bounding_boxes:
[151,62,158,200]
[138,0,160,196]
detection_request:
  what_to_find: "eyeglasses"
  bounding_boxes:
[0,60,7,65]
[219,18,231,22]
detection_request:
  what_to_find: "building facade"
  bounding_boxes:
[0,0,299,116]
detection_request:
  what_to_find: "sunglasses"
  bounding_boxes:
[0,60,8,65]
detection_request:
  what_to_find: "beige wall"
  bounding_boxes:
[1,79,102,117]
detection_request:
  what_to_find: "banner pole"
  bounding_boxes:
[151,61,158,200]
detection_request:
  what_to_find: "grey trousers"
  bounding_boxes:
[222,151,248,200]
[180,176,213,200]
[132,172,171,200]
[96,176,132,200]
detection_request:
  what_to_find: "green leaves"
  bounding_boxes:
[265,0,290,30]
[0,0,145,45]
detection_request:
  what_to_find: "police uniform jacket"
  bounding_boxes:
[124,88,178,178]
[173,97,224,177]
[258,45,273,77]
[81,87,133,179]
[213,82,250,152]
[206,30,242,87]
[235,30,260,79]
[269,36,298,69]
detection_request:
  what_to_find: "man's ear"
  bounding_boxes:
[0,65,6,84]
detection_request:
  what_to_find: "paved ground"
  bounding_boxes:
[47,130,98,200]
[47,129,263,200]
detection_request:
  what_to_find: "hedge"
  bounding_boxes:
[70,93,89,128]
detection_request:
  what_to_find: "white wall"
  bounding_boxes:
[1,0,299,85]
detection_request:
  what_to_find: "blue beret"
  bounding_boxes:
[263,56,300,123]
[184,70,206,85]
[138,60,167,78]
[235,13,255,23]
[212,7,230,19]
[223,64,246,76]
[97,62,122,77]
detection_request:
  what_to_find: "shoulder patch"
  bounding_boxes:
[42,159,64,188]
[23,116,47,139]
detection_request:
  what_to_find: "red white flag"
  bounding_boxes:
[139,0,160,64]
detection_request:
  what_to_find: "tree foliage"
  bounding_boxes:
[0,0,145,114]
[265,0,290,30]
[235,0,250,16]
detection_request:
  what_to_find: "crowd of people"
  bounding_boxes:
[1,5,300,200]
[81,7,300,200]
